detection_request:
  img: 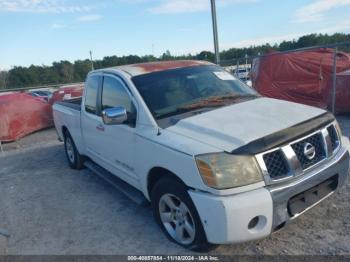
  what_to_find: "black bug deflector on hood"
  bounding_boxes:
[232,112,335,155]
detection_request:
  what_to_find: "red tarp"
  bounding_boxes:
[0,83,84,142]
[336,69,350,113]
[251,48,350,113]
[0,93,53,142]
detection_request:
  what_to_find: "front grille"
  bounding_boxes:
[258,124,339,184]
[291,133,326,169]
[327,125,339,151]
[263,149,289,179]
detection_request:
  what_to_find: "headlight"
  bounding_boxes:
[195,153,263,189]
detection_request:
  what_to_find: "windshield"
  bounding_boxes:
[132,65,259,119]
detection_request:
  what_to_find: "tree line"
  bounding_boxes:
[1,33,350,89]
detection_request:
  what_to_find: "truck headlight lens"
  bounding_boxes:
[195,153,263,189]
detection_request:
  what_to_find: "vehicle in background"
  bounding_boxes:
[232,66,252,86]
[28,90,53,102]
[53,60,350,251]
[233,67,250,81]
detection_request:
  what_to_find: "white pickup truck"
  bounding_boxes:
[53,60,350,251]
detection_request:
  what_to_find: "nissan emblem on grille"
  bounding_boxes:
[303,142,316,160]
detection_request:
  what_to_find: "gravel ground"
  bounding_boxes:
[1,128,58,152]
[0,115,349,255]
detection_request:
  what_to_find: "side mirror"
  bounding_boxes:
[102,107,127,125]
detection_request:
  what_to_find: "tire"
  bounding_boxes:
[151,177,217,252]
[64,131,84,170]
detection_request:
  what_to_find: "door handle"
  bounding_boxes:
[96,123,105,132]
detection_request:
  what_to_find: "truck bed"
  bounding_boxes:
[53,97,83,150]
[55,97,82,111]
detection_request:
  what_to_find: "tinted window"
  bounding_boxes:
[84,75,99,114]
[132,65,258,119]
[102,76,134,114]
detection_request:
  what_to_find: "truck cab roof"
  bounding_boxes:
[94,60,213,77]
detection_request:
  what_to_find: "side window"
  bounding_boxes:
[102,76,135,114]
[84,75,99,114]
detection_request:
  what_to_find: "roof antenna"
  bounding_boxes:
[157,127,161,136]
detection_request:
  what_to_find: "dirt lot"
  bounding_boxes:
[0,115,349,255]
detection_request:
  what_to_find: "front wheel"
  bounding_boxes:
[151,177,217,252]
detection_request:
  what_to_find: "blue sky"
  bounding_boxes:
[1,0,350,69]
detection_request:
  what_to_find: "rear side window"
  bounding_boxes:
[84,75,99,114]
[102,76,134,114]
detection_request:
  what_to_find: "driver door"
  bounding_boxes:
[95,74,138,184]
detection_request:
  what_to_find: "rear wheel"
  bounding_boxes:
[64,131,84,169]
[151,177,217,252]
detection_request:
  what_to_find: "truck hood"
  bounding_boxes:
[166,97,327,153]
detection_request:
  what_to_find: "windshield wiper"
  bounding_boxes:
[179,94,257,110]
[155,94,258,119]
[155,106,214,119]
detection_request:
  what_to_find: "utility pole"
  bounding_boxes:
[210,0,220,65]
[89,50,94,71]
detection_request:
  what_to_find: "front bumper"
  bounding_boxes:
[189,140,350,244]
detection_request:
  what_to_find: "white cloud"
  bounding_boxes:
[149,0,258,14]
[149,0,209,14]
[77,14,102,22]
[225,33,303,48]
[295,0,350,23]
[223,18,350,49]
[0,0,93,13]
[118,0,153,3]
[170,18,350,55]
[51,23,66,29]
[316,17,350,34]
[176,27,194,32]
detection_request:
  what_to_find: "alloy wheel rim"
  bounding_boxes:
[159,193,196,245]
